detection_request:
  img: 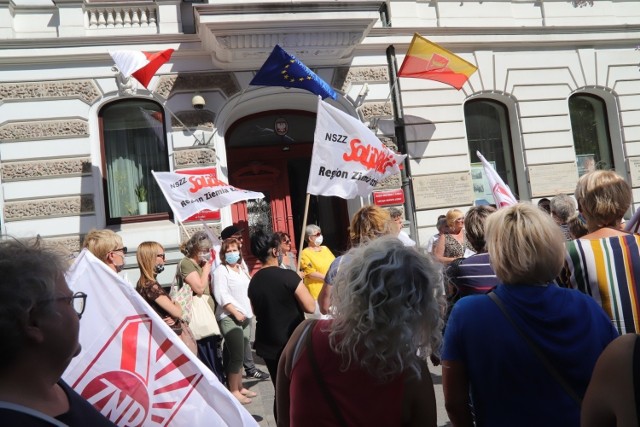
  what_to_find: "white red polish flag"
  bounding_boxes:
[307,97,406,199]
[109,49,174,88]
[476,150,517,208]
[63,249,258,427]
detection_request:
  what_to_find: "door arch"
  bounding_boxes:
[225,110,349,272]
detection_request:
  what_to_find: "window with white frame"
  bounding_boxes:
[465,99,518,205]
[569,93,614,176]
[100,99,171,224]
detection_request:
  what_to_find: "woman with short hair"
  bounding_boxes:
[299,224,335,300]
[442,203,618,427]
[433,208,468,265]
[213,237,255,404]
[558,170,640,334]
[277,237,442,426]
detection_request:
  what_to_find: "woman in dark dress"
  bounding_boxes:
[248,229,315,385]
[135,241,189,342]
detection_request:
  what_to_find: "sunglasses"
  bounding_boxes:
[113,246,128,254]
[284,239,291,244]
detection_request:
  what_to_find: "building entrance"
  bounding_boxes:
[225,111,349,272]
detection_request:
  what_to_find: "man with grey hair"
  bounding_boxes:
[389,207,416,247]
[550,194,577,240]
[0,238,114,425]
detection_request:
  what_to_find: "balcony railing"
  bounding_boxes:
[85,4,157,30]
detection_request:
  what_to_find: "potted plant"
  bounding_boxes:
[135,182,148,215]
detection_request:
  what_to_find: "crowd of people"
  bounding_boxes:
[4,169,640,426]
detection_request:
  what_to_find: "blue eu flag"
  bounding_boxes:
[250,45,338,100]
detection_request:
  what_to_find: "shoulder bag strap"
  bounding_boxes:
[305,320,349,427]
[487,292,582,405]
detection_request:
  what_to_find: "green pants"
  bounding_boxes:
[219,316,251,374]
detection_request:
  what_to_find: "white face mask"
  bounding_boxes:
[314,235,323,246]
[199,252,211,263]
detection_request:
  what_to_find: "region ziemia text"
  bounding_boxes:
[318,166,379,187]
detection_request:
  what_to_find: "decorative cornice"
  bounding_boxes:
[0,80,101,105]
[0,119,89,142]
[180,223,221,243]
[155,73,241,99]
[174,148,216,168]
[43,235,84,255]
[375,172,401,190]
[334,66,389,92]
[4,195,94,222]
[1,157,92,181]
[359,102,393,122]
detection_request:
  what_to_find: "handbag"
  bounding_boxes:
[169,262,193,323]
[189,293,221,340]
[178,320,198,354]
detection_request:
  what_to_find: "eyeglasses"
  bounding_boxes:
[112,246,128,254]
[311,232,321,237]
[284,240,291,244]
[42,292,88,318]
[454,218,465,223]
[157,253,165,260]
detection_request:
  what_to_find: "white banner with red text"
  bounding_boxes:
[307,97,406,199]
[152,170,264,223]
[63,249,258,427]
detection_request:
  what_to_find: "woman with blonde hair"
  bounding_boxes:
[136,241,193,351]
[433,208,468,265]
[558,170,639,334]
[277,237,442,426]
[443,203,617,427]
[83,228,127,274]
[317,205,391,314]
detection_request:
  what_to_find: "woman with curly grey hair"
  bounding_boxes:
[276,236,443,426]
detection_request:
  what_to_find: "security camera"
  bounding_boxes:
[192,95,205,110]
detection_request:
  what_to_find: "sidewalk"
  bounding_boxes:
[242,353,451,427]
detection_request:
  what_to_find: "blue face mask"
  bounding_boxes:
[225,252,240,265]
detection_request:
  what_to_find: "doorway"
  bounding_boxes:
[225,111,349,272]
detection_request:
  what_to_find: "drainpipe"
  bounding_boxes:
[386,45,419,244]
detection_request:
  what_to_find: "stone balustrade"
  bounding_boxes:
[85,4,158,30]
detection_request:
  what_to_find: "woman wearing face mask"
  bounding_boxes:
[213,237,256,404]
[136,241,187,338]
[178,231,225,384]
[299,224,335,301]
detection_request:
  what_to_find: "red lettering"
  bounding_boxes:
[343,139,397,173]
[188,174,225,193]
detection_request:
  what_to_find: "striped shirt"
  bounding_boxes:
[559,234,640,334]
[446,252,499,297]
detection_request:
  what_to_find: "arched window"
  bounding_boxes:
[465,99,518,205]
[569,94,613,176]
[100,99,171,224]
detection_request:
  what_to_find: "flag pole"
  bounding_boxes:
[297,193,311,271]
[178,219,191,241]
[149,92,204,144]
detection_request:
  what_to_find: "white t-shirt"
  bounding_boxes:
[212,264,253,320]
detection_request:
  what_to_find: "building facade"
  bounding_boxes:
[1,0,639,277]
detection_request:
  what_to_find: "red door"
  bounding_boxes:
[227,145,309,273]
